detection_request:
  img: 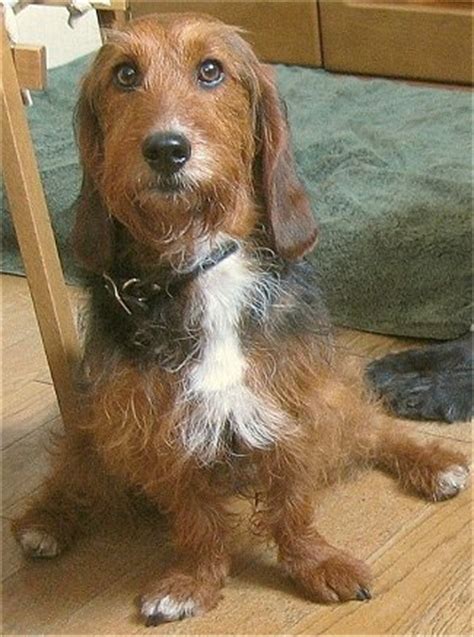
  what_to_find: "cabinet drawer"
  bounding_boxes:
[130,1,322,67]
[319,0,473,84]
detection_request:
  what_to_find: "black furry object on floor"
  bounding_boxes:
[366,333,473,424]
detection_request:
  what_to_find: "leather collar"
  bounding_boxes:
[102,240,239,316]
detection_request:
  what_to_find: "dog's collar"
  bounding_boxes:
[102,240,239,316]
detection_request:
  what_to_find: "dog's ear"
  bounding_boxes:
[254,66,317,260]
[72,71,115,273]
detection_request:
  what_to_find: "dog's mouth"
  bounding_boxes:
[153,176,184,194]
[146,173,191,196]
[155,182,182,195]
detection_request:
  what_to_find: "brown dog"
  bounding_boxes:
[13,14,470,625]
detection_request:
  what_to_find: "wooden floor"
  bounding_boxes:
[1,273,472,635]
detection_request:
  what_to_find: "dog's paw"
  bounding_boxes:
[17,528,61,558]
[433,464,470,501]
[141,594,200,625]
[140,573,221,625]
[285,552,373,604]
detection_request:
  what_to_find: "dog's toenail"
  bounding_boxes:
[145,612,165,627]
[356,587,372,600]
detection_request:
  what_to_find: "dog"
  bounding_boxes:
[12,14,470,625]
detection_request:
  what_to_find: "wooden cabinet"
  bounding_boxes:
[130,1,322,67]
[318,1,473,84]
[127,1,473,84]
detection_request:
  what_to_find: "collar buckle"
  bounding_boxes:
[103,274,156,316]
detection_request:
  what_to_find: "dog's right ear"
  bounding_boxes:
[72,72,115,273]
[253,66,317,261]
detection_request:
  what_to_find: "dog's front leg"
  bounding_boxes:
[140,484,230,625]
[260,450,372,604]
[12,431,112,558]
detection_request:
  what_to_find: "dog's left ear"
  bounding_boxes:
[254,66,317,260]
[72,59,115,274]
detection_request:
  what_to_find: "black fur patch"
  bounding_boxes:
[84,242,332,375]
[366,333,473,423]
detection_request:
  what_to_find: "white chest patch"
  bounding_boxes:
[180,250,285,462]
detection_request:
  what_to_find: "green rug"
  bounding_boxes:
[2,55,472,339]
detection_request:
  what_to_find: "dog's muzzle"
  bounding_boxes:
[142,131,191,175]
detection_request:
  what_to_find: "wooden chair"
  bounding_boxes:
[2,1,128,429]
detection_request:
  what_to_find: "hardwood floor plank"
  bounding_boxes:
[416,419,472,443]
[2,419,60,514]
[404,551,472,636]
[2,380,59,449]
[3,333,51,392]
[1,520,169,635]
[2,516,27,581]
[334,328,418,359]
[292,492,472,635]
[2,275,44,349]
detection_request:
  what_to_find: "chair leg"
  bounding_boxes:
[2,28,80,430]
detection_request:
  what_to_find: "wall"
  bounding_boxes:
[15,5,101,68]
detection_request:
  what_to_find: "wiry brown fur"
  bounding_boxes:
[12,14,470,624]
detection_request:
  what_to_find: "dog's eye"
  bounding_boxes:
[197,59,224,87]
[114,63,140,90]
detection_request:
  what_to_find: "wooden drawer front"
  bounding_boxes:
[319,0,473,84]
[130,1,322,66]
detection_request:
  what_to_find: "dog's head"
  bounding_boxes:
[73,13,317,271]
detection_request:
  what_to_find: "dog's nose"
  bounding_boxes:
[142,132,191,174]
